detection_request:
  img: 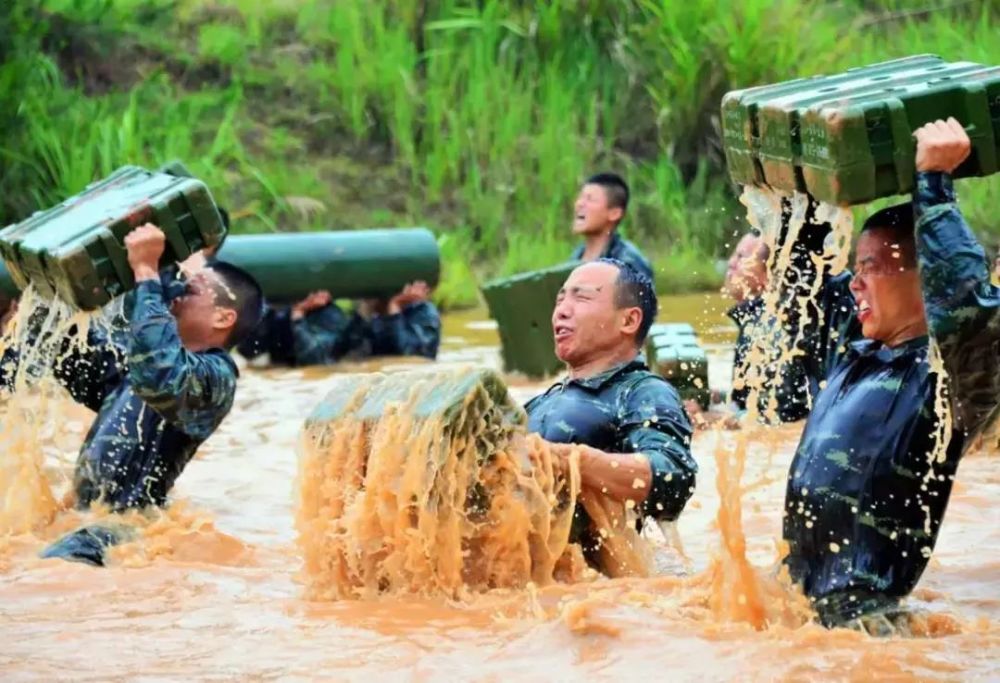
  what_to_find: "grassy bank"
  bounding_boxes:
[2,0,998,309]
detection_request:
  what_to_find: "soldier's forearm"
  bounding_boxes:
[577,445,652,507]
[914,171,991,339]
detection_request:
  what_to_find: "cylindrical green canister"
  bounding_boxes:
[216,228,440,303]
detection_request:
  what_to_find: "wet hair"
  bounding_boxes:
[205,261,264,348]
[585,172,630,216]
[861,203,917,268]
[598,257,657,344]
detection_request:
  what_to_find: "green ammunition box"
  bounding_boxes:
[0,165,226,310]
[305,367,521,429]
[645,324,710,409]
[216,228,440,303]
[481,261,579,379]
[722,55,1000,204]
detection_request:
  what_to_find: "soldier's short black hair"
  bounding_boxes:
[862,203,917,268]
[205,261,264,348]
[585,172,629,214]
[599,257,657,344]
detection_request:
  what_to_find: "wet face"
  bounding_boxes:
[552,262,641,367]
[572,184,622,236]
[724,233,769,302]
[849,229,925,345]
[170,270,237,350]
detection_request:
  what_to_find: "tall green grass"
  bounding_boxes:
[2,0,998,309]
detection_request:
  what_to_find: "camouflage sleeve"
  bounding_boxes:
[292,305,352,366]
[52,328,127,412]
[127,279,237,439]
[617,376,697,520]
[914,171,1000,435]
[369,302,441,359]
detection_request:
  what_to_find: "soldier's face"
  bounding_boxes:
[170,270,237,350]
[553,262,634,365]
[724,233,769,302]
[849,230,925,345]
[572,184,622,236]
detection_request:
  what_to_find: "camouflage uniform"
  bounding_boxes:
[54,279,239,511]
[525,358,696,557]
[784,172,1000,626]
[353,301,442,360]
[238,300,441,366]
[728,270,858,423]
[572,232,655,281]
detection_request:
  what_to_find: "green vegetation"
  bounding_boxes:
[2,0,998,309]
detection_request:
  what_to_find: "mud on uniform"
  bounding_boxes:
[238,301,441,366]
[784,172,1000,626]
[524,359,696,562]
[572,232,655,282]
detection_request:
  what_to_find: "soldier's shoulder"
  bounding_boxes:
[618,366,681,401]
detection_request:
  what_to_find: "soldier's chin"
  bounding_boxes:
[554,340,574,363]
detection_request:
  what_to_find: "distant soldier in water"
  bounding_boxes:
[14,224,263,565]
[525,259,695,572]
[237,282,440,367]
[570,173,654,281]
[784,119,1000,630]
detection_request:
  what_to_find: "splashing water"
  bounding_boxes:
[295,368,660,600]
[707,186,854,629]
[0,286,103,534]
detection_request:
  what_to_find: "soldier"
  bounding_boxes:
[570,173,654,281]
[237,281,441,366]
[35,223,263,564]
[784,119,1000,630]
[525,258,695,571]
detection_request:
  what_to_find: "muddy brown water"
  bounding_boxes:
[1,294,997,681]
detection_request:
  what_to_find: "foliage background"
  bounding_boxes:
[1,0,997,307]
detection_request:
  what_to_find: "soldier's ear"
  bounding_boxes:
[213,307,238,332]
[620,306,642,336]
[608,206,624,225]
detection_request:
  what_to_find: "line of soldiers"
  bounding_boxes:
[2,120,998,632]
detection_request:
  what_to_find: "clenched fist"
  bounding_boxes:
[915,117,971,174]
[125,223,167,281]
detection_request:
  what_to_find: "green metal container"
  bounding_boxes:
[305,367,522,429]
[722,54,1000,204]
[645,324,710,409]
[481,261,579,379]
[0,261,17,299]
[0,165,226,310]
[216,228,440,303]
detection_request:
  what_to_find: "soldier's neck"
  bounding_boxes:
[568,346,638,380]
[883,318,929,348]
[581,229,615,261]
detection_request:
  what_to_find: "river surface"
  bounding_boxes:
[1,294,998,681]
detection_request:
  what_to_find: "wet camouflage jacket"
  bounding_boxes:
[728,270,857,423]
[571,231,655,281]
[784,172,1000,625]
[55,279,238,511]
[525,359,696,544]
[238,301,441,366]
